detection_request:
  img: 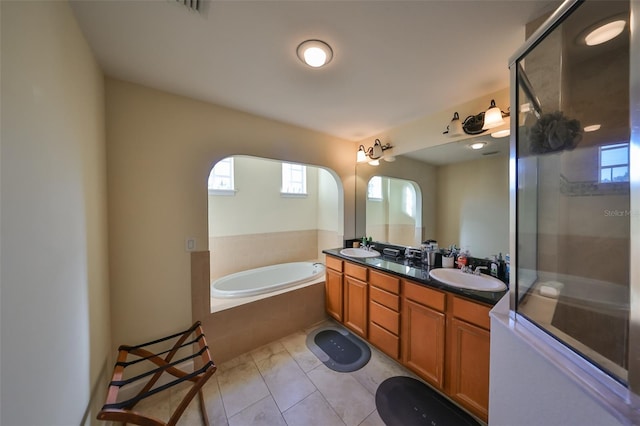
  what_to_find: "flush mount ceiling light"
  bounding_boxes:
[470,142,487,150]
[296,40,333,68]
[357,139,394,166]
[584,20,626,46]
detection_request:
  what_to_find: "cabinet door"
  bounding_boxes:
[325,268,343,322]
[402,299,445,389]
[344,276,368,337]
[448,318,490,421]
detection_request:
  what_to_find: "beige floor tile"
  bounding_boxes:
[250,340,287,363]
[359,410,386,426]
[351,346,415,395]
[201,375,229,426]
[307,364,376,426]
[282,391,345,426]
[132,388,173,424]
[228,395,287,426]
[280,330,322,372]
[217,359,270,417]
[256,350,317,412]
[217,353,253,373]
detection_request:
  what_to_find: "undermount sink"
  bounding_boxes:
[429,268,507,292]
[339,247,381,258]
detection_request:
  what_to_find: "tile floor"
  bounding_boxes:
[132,318,424,426]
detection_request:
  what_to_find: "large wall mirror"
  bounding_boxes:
[355,134,509,259]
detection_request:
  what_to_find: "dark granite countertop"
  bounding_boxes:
[322,248,507,306]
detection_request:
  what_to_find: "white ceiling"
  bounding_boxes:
[70,0,559,142]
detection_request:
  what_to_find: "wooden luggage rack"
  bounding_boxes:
[97,321,216,426]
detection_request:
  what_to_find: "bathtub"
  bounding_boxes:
[211,261,325,299]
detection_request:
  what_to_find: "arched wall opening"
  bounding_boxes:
[207,155,344,281]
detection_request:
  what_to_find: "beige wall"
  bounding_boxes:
[436,155,509,257]
[1,1,111,425]
[106,78,355,351]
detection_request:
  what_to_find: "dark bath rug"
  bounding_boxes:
[305,326,371,372]
[376,376,481,426]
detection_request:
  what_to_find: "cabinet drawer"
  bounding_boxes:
[325,255,343,272]
[403,281,446,312]
[370,286,400,311]
[452,296,491,330]
[370,301,400,334]
[369,270,400,294]
[344,262,368,281]
[369,321,400,359]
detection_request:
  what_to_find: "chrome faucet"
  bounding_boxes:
[473,266,488,275]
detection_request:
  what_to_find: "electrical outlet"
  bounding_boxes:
[185,238,196,252]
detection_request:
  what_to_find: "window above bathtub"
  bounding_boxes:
[209,157,236,196]
[281,163,307,197]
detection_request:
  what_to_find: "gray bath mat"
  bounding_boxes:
[306,326,371,372]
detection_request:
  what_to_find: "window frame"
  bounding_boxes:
[208,157,236,196]
[280,162,307,197]
[599,142,630,184]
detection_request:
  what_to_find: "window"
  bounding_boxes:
[403,185,416,216]
[599,142,629,183]
[281,163,307,195]
[367,176,383,200]
[208,157,235,195]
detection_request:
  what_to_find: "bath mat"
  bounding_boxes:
[376,376,480,426]
[305,326,371,372]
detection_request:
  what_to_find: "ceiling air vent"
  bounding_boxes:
[176,0,200,13]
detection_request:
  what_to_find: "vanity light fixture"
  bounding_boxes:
[297,40,333,68]
[357,139,394,166]
[584,124,601,132]
[482,100,509,130]
[444,112,464,137]
[584,20,626,46]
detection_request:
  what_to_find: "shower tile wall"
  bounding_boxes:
[209,229,341,280]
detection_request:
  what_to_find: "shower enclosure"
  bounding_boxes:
[509,0,639,415]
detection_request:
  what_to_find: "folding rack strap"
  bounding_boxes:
[97,321,217,426]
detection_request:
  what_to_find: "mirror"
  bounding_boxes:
[356,134,509,259]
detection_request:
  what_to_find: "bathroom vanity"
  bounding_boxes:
[323,249,506,422]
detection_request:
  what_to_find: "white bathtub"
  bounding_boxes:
[211,262,325,299]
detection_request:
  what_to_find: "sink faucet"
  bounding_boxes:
[473,266,488,275]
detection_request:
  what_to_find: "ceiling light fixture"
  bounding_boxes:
[296,40,333,68]
[357,139,394,166]
[470,142,487,150]
[584,20,626,46]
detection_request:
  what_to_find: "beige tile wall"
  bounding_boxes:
[202,283,327,363]
[210,229,342,280]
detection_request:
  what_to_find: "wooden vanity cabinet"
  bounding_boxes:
[446,296,491,421]
[343,262,368,338]
[401,280,447,390]
[324,256,343,322]
[368,270,401,359]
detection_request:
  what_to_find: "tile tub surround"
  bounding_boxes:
[191,250,327,363]
[209,229,342,280]
[131,320,446,426]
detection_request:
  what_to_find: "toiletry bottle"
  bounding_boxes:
[490,256,499,277]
